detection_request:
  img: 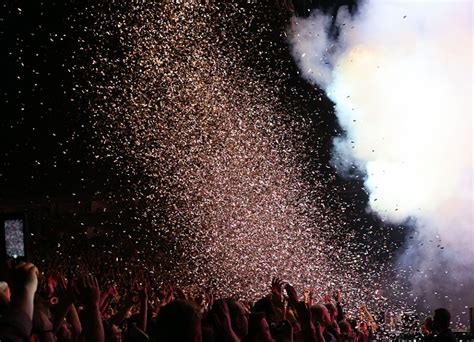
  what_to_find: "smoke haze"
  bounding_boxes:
[290,0,473,321]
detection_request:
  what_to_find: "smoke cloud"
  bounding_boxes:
[290,0,473,320]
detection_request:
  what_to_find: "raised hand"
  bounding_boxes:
[174,286,186,300]
[271,277,284,303]
[12,262,39,294]
[322,293,332,304]
[10,262,39,320]
[52,274,81,332]
[76,275,104,342]
[284,283,299,306]
[333,288,342,303]
[77,275,101,308]
[106,283,119,298]
[205,291,214,311]
[55,274,75,305]
[159,284,175,307]
[193,292,206,310]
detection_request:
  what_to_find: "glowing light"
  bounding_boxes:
[290,0,473,317]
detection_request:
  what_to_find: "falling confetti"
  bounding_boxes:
[7,1,417,327]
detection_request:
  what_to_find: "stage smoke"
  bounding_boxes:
[290,0,473,321]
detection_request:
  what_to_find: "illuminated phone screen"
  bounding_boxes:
[4,219,25,258]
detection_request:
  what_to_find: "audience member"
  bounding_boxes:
[0,234,461,341]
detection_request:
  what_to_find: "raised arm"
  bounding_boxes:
[77,275,104,342]
[10,263,38,320]
[137,286,148,332]
[0,262,39,341]
[334,289,344,322]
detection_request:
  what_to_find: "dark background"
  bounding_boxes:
[0,0,403,253]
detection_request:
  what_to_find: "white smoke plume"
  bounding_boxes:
[290,0,473,320]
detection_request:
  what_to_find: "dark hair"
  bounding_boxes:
[252,297,275,321]
[154,299,201,342]
[339,320,352,334]
[310,304,326,323]
[433,308,451,330]
[325,303,337,317]
[245,312,266,342]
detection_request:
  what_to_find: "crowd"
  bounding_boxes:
[0,256,458,342]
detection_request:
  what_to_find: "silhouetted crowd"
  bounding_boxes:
[0,257,459,342]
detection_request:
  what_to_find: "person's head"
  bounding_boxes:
[252,297,277,323]
[310,304,332,327]
[246,312,274,342]
[339,320,353,336]
[324,303,337,323]
[225,298,249,338]
[0,281,10,305]
[421,316,433,335]
[155,299,202,342]
[433,308,451,332]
